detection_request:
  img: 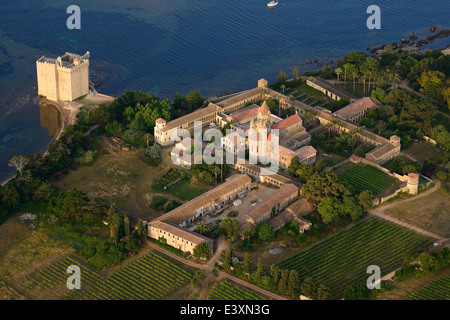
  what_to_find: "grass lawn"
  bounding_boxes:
[338,164,399,196]
[151,168,214,201]
[285,81,335,109]
[384,188,450,238]
[402,140,444,165]
[51,137,169,220]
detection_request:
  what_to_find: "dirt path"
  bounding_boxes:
[198,236,229,300]
[369,178,449,241]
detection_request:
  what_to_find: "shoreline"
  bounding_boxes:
[1,24,448,187]
[1,92,115,185]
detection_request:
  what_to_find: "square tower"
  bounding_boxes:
[36,51,90,102]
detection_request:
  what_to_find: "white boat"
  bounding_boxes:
[267,0,278,8]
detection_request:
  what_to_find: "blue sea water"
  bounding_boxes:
[0,0,449,182]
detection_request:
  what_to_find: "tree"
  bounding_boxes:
[107,204,122,245]
[358,190,373,210]
[288,270,300,298]
[254,258,265,284]
[270,265,281,284]
[343,283,370,300]
[317,284,330,300]
[300,277,317,299]
[144,144,161,163]
[123,212,131,235]
[191,270,206,287]
[257,222,274,242]
[195,221,208,235]
[442,85,450,110]
[343,63,358,83]
[317,196,342,224]
[211,165,221,185]
[431,125,450,150]
[292,66,300,79]
[418,70,445,102]
[278,269,289,295]
[436,171,447,181]
[136,220,145,238]
[193,242,212,260]
[243,227,254,240]
[219,217,239,240]
[293,162,315,183]
[243,252,252,277]
[0,185,20,211]
[8,155,26,177]
[402,163,421,175]
[222,249,232,271]
[302,172,350,202]
[416,252,440,273]
[341,196,364,222]
[351,70,359,89]
[277,70,287,85]
[280,84,286,95]
[335,67,343,81]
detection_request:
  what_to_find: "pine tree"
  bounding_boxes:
[222,249,232,271]
[243,252,252,278]
[123,212,130,235]
[254,258,265,284]
[300,277,317,299]
[288,270,300,298]
[278,270,289,295]
[270,265,281,284]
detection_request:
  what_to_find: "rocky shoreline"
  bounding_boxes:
[369,26,450,58]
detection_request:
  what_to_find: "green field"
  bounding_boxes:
[277,217,430,299]
[19,252,193,300]
[408,275,450,300]
[339,164,398,195]
[207,280,266,300]
[151,168,211,201]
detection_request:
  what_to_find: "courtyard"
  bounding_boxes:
[200,183,280,227]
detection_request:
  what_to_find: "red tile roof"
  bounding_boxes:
[271,114,302,131]
[229,106,259,123]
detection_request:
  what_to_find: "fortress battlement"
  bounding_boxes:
[36,51,90,102]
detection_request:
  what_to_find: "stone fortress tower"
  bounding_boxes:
[390,135,401,147]
[407,172,420,195]
[36,51,90,102]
